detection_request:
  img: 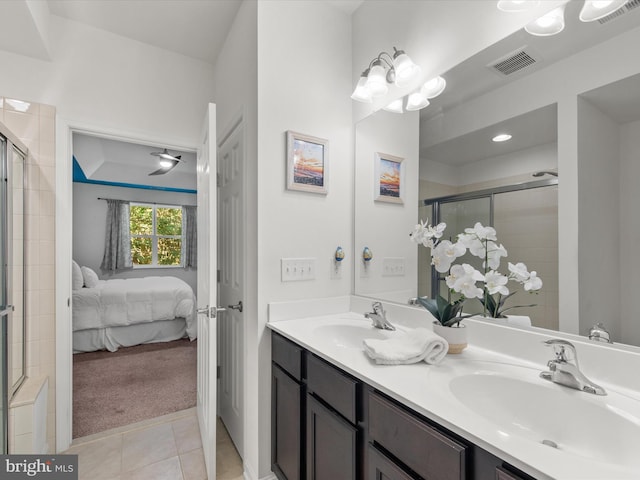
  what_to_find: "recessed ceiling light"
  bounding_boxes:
[492,134,512,142]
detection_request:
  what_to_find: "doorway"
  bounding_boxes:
[56,115,243,480]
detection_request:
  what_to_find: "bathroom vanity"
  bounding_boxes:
[268,298,640,480]
[271,330,531,480]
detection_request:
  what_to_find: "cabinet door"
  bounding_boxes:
[272,365,303,480]
[367,444,416,480]
[307,394,357,480]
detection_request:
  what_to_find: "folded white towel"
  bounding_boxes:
[363,328,449,366]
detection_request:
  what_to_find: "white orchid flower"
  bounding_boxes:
[446,264,484,299]
[486,242,508,270]
[484,270,509,295]
[464,222,497,241]
[524,271,543,291]
[428,222,446,240]
[508,262,530,282]
[410,220,447,248]
[458,232,484,258]
[432,240,465,273]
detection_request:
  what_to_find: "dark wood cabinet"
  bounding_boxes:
[272,364,303,480]
[271,331,539,480]
[368,391,466,480]
[306,393,358,480]
[367,444,416,480]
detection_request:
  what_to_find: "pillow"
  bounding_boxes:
[72,260,84,290]
[81,266,100,288]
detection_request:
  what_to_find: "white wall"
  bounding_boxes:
[72,183,197,292]
[423,142,558,186]
[620,119,640,346]
[354,110,419,301]
[0,14,215,147]
[577,98,621,340]
[256,1,352,476]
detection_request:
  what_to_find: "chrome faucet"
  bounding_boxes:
[540,339,606,395]
[364,301,395,331]
[588,323,612,344]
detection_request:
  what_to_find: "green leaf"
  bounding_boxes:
[417,297,440,321]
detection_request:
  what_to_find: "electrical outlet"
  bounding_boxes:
[382,257,405,276]
[281,258,316,282]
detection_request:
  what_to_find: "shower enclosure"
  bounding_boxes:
[420,176,559,330]
[0,125,27,454]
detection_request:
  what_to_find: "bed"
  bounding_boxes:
[72,276,197,353]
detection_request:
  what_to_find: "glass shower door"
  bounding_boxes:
[0,135,8,454]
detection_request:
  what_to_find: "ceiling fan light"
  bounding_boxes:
[383,98,404,113]
[579,0,628,22]
[392,49,421,87]
[364,61,389,97]
[421,76,447,99]
[525,4,565,36]
[496,0,540,12]
[159,160,174,168]
[405,91,430,111]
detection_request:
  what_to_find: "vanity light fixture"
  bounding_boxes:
[405,91,430,111]
[524,4,566,36]
[351,47,421,102]
[579,0,629,22]
[492,133,513,142]
[496,0,539,12]
[383,98,404,114]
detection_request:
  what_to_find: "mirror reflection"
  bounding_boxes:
[354,1,640,347]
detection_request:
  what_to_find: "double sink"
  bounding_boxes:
[279,313,640,477]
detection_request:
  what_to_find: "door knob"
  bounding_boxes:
[197,305,227,318]
[228,301,243,313]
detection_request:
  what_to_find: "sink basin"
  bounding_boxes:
[312,319,406,349]
[449,371,640,469]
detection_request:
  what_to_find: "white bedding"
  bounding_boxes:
[72,276,197,340]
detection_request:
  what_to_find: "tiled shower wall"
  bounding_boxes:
[1,97,56,452]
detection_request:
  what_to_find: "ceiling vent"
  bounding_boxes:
[489,48,538,76]
[626,0,640,11]
[597,0,639,23]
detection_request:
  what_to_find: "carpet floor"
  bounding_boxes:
[73,339,197,439]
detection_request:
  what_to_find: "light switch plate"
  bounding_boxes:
[382,257,405,276]
[281,258,316,282]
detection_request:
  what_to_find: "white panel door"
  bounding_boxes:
[197,103,218,479]
[218,121,244,455]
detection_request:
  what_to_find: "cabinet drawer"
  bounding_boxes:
[272,332,303,381]
[368,391,467,480]
[307,353,358,424]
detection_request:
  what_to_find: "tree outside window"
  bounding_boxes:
[130,203,183,267]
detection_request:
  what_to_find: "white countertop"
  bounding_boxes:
[267,304,640,480]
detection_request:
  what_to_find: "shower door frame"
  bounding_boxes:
[423,177,558,299]
[0,123,28,454]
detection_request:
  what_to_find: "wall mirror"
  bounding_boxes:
[354,1,640,348]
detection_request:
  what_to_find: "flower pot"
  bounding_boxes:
[433,322,467,354]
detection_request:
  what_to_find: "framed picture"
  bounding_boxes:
[286,131,328,194]
[374,152,404,204]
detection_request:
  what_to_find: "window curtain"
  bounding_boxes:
[183,206,197,268]
[100,199,132,272]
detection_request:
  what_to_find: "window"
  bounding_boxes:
[130,203,183,267]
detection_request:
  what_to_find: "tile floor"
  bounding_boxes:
[64,408,243,480]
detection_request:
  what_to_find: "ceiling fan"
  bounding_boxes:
[148,148,183,176]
